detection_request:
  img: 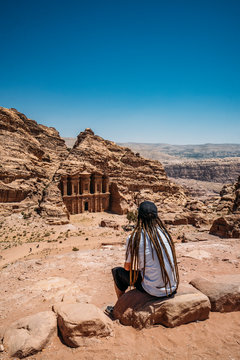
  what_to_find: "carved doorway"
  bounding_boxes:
[84,202,88,211]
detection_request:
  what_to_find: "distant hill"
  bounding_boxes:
[62,138,240,184]
[63,138,240,162]
[118,143,240,163]
[64,137,76,148]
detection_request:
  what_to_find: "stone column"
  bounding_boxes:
[103,176,109,193]
[71,177,75,196]
[72,175,80,196]
[99,179,102,193]
[69,201,73,214]
[80,198,83,213]
[100,198,103,211]
[62,175,68,196]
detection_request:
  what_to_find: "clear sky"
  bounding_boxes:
[1,0,240,144]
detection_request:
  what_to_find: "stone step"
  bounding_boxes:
[190,274,240,312]
[113,284,211,329]
[53,303,113,347]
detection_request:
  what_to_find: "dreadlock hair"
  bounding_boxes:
[126,212,179,296]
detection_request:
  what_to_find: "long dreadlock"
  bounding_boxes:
[126,213,179,296]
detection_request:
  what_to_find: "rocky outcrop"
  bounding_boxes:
[113,285,210,329]
[3,311,57,358]
[53,303,112,347]
[190,275,240,312]
[216,176,240,214]
[57,128,186,215]
[162,198,215,227]
[164,158,240,183]
[209,215,240,238]
[0,107,69,223]
[0,109,188,222]
[210,176,240,238]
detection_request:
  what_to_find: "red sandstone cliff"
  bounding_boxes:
[1,108,217,227]
[210,176,240,238]
[0,107,69,223]
[164,158,240,183]
[0,109,187,224]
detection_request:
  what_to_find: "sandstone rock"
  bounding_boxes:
[209,176,240,238]
[100,219,119,229]
[0,107,189,222]
[39,182,69,225]
[163,211,209,227]
[0,107,69,223]
[216,176,240,214]
[190,275,240,312]
[53,303,112,347]
[209,215,240,238]
[57,128,187,215]
[3,311,57,358]
[113,284,210,329]
[164,158,240,183]
[0,344,4,352]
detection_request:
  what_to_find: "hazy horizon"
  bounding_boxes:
[63,135,240,147]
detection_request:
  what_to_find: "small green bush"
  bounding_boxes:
[127,211,138,224]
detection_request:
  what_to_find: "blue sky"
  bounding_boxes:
[0,0,239,144]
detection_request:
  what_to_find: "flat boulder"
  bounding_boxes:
[100,220,119,230]
[209,215,240,238]
[3,311,57,358]
[53,303,113,347]
[113,284,210,329]
[190,275,240,312]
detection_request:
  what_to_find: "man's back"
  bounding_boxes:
[138,227,177,296]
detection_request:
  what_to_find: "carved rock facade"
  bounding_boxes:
[0,108,186,223]
[60,172,110,214]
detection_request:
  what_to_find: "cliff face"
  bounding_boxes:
[164,158,240,183]
[57,129,186,214]
[216,176,240,214]
[0,110,187,223]
[210,176,240,238]
[0,107,69,223]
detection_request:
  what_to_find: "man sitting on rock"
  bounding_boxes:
[106,201,179,315]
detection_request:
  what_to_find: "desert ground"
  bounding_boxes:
[0,210,240,360]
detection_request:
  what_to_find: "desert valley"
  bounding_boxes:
[0,107,239,360]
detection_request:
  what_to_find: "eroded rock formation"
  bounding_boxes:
[53,303,113,347]
[164,158,240,183]
[0,108,188,224]
[0,107,69,223]
[3,311,57,358]
[56,128,187,215]
[210,176,240,238]
[190,275,240,312]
